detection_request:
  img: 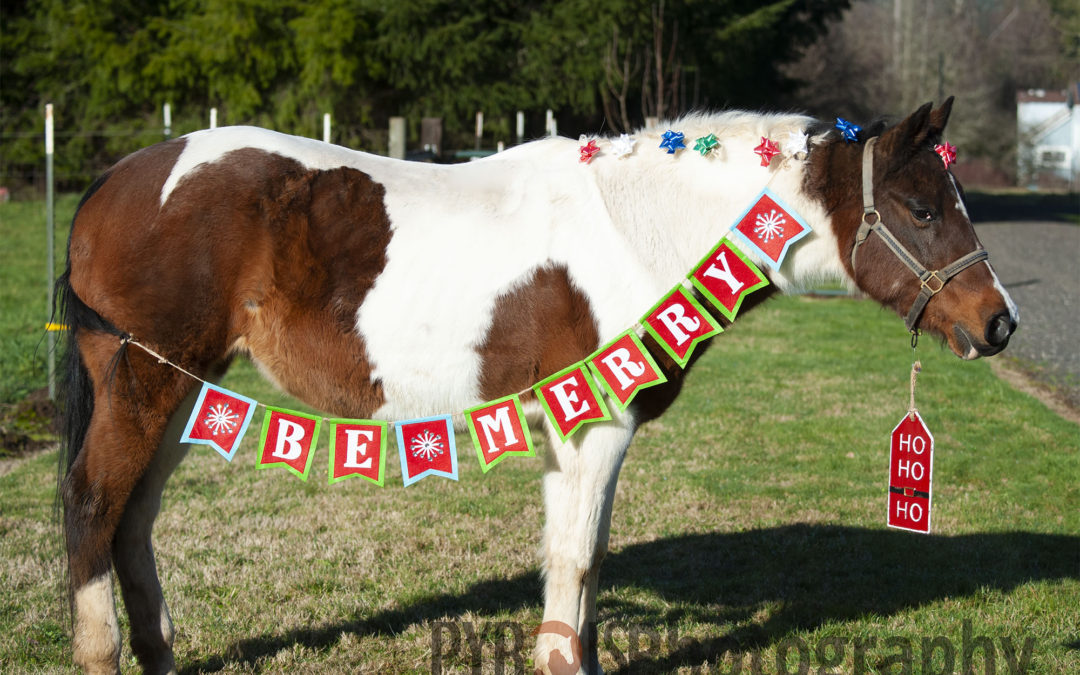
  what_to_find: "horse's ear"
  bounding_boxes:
[877,101,934,159]
[926,95,954,144]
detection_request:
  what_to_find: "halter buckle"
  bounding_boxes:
[921,271,945,295]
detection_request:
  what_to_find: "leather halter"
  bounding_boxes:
[850,137,988,333]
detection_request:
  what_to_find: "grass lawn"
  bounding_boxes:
[0,196,1077,673]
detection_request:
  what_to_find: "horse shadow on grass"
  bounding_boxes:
[179,525,1078,673]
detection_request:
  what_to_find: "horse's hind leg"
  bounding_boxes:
[111,386,202,674]
[534,417,636,675]
[64,333,196,674]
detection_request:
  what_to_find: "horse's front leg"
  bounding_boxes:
[535,417,635,675]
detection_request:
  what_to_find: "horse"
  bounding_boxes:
[55,97,1016,674]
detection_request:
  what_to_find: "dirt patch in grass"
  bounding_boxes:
[989,357,1080,425]
[0,387,58,471]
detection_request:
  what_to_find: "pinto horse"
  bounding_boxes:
[56,98,1016,674]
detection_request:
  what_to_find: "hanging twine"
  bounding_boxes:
[123,336,212,389]
[908,360,922,420]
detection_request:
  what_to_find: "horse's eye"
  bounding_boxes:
[910,207,936,223]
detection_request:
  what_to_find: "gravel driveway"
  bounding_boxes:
[976,221,1080,408]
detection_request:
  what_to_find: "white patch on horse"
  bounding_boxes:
[354,143,660,419]
[159,126,389,205]
[986,261,1020,325]
[948,173,970,219]
[72,573,121,672]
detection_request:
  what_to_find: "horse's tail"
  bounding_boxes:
[54,172,128,497]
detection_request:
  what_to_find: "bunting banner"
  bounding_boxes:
[396,415,459,486]
[587,330,667,411]
[690,238,770,321]
[257,407,322,481]
[534,363,611,443]
[466,394,535,473]
[730,189,811,270]
[180,382,258,461]
[327,419,388,486]
[642,285,722,367]
[152,185,804,487]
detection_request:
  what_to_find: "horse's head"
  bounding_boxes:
[817,98,1018,359]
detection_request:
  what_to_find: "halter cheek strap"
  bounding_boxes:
[850,137,989,333]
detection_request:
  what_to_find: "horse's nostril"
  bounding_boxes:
[985,311,1015,346]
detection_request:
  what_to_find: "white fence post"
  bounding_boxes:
[389,117,406,159]
[163,103,172,139]
[45,103,56,400]
[475,111,484,150]
[209,108,217,129]
[516,111,525,144]
[323,113,331,143]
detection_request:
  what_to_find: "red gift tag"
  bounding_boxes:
[887,410,934,533]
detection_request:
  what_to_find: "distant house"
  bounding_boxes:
[1017,85,1079,190]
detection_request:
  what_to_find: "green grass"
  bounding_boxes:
[0,197,1077,673]
[0,195,76,405]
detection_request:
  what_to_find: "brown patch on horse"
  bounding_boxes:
[476,266,601,401]
[803,100,1012,357]
[69,146,392,418]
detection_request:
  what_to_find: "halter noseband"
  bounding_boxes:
[850,137,988,333]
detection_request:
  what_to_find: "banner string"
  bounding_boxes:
[123,332,574,425]
[118,182,800,435]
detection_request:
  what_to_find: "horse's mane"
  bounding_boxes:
[635,109,818,141]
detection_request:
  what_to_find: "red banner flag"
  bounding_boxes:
[587,330,667,410]
[730,189,811,270]
[466,395,535,473]
[534,363,611,443]
[887,411,935,533]
[327,420,388,486]
[396,415,458,486]
[642,286,722,367]
[257,407,322,481]
[690,239,770,321]
[180,382,258,461]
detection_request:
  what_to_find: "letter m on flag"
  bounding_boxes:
[465,394,535,472]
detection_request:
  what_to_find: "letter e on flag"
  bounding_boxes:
[534,363,611,443]
[257,407,322,481]
[587,330,667,410]
[328,419,387,486]
[466,395,535,472]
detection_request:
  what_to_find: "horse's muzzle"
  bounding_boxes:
[985,310,1017,349]
[953,310,1016,359]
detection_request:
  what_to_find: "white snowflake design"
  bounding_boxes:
[753,209,786,243]
[204,403,239,436]
[410,430,445,462]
